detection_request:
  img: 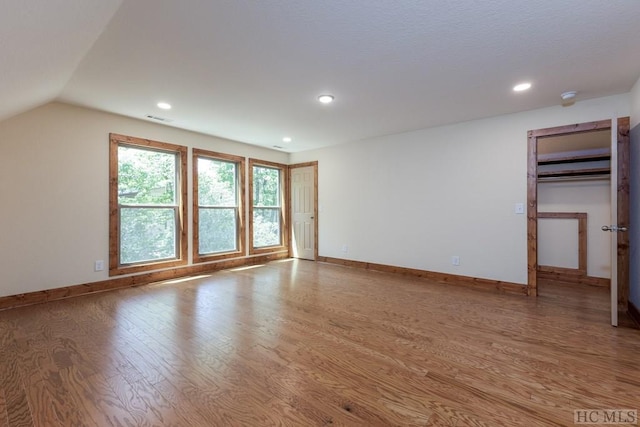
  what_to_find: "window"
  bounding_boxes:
[249,159,288,254]
[109,134,187,275]
[193,149,245,262]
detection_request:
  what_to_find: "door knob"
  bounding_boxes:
[602,225,628,232]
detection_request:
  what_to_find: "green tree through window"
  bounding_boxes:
[193,149,245,262]
[118,145,178,264]
[253,165,281,247]
[197,157,238,254]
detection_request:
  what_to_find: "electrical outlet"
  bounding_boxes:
[94,260,104,271]
[341,244,349,253]
[451,256,460,266]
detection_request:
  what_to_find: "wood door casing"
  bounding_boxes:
[291,166,315,260]
[527,118,630,315]
[616,117,630,312]
[289,162,318,260]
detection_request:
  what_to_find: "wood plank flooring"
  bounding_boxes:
[0,259,638,426]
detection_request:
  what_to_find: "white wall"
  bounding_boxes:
[0,102,287,298]
[629,76,640,308]
[632,76,640,130]
[292,94,630,285]
[538,180,611,278]
[537,218,579,270]
[0,94,632,297]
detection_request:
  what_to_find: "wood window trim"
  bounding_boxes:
[109,133,188,276]
[248,158,289,255]
[192,148,246,263]
[537,212,587,275]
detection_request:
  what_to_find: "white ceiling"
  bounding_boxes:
[3,1,640,152]
[0,0,123,120]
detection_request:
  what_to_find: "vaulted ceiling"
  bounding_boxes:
[2,1,640,152]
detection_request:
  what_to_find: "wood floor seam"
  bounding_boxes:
[0,260,638,426]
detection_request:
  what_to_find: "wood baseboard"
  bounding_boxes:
[0,252,288,311]
[628,301,640,329]
[317,256,527,296]
[537,269,610,288]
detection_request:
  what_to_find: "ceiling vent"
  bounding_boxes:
[145,114,173,123]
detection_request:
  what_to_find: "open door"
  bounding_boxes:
[602,117,630,326]
[527,117,630,326]
[289,162,318,260]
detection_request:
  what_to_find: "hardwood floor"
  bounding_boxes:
[0,260,638,426]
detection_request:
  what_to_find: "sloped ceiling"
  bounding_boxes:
[3,1,640,152]
[0,0,123,121]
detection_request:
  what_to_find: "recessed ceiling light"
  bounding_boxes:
[318,94,334,104]
[513,83,532,92]
[282,137,292,143]
[157,102,172,110]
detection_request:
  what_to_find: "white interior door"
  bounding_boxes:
[609,118,618,327]
[291,166,315,260]
[601,116,630,327]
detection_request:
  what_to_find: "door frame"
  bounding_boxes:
[526,118,630,314]
[288,161,319,260]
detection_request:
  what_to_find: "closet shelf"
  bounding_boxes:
[538,167,610,179]
[537,147,610,165]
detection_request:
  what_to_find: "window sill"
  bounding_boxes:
[249,245,289,256]
[193,250,246,264]
[109,258,188,277]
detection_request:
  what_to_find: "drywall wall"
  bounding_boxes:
[291,94,630,285]
[538,180,611,278]
[633,76,640,129]
[0,102,287,298]
[629,76,640,309]
[537,218,579,270]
